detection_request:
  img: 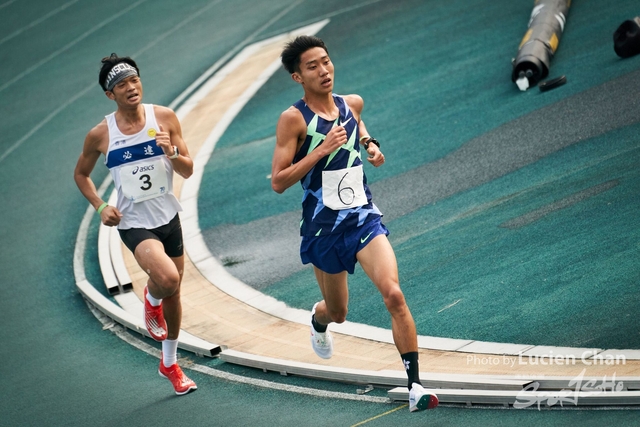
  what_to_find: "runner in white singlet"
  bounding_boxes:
[74,53,197,396]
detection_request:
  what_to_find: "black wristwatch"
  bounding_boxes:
[363,137,380,150]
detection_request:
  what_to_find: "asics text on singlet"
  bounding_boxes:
[105,104,182,230]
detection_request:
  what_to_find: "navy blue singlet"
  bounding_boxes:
[292,94,382,237]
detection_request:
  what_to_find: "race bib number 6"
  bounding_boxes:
[119,158,169,203]
[322,165,367,210]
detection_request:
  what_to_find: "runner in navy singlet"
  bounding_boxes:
[271,36,438,412]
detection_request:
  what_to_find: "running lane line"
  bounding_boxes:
[0,0,225,165]
[0,0,84,46]
[0,0,17,9]
[0,0,147,93]
[349,405,408,427]
[86,298,390,405]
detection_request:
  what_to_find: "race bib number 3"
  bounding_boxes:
[322,165,367,210]
[119,158,169,203]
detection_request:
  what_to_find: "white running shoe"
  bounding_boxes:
[310,302,333,359]
[409,383,439,412]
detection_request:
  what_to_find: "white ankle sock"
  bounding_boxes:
[146,290,162,307]
[162,339,179,367]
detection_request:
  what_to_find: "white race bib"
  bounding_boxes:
[322,165,367,210]
[119,158,169,203]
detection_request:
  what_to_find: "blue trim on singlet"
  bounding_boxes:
[105,139,162,169]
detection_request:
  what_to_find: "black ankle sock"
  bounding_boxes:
[311,314,327,333]
[401,351,421,389]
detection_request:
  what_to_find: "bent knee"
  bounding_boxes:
[383,287,407,311]
[152,270,181,293]
[328,308,348,324]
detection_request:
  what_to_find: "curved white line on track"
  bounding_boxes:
[0,0,147,93]
[177,20,477,352]
[73,174,112,284]
[176,15,640,358]
[0,0,83,46]
[1,0,224,165]
[0,0,17,9]
[257,0,384,41]
[69,7,392,406]
[169,0,305,110]
[0,84,95,163]
[72,5,640,405]
[85,288,390,404]
[1,0,369,165]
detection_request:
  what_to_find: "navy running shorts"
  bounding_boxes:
[118,214,184,258]
[300,217,389,274]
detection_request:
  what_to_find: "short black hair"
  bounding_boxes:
[281,35,328,74]
[98,53,140,91]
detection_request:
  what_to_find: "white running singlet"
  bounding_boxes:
[104,104,182,230]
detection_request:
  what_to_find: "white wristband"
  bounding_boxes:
[167,146,179,159]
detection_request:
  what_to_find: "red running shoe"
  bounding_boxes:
[144,286,167,341]
[158,360,197,395]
